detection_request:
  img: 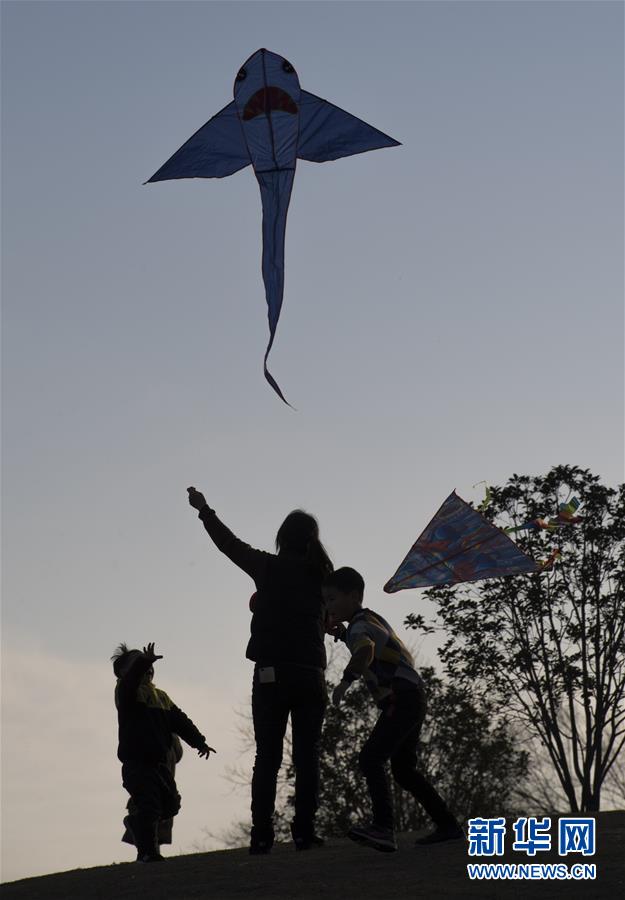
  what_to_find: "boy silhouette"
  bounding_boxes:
[323,568,463,852]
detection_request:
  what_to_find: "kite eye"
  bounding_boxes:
[282,60,294,74]
[236,67,247,81]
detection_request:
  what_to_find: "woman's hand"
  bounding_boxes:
[187,486,208,511]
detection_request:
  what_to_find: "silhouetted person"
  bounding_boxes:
[323,567,463,852]
[112,642,215,862]
[187,487,332,854]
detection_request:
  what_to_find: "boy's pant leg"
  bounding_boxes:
[390,727,458,830]
[251,669,290,843]
[358,697,421,831]
[289,668,327,839]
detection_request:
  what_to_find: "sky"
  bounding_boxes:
[1,0,623,884]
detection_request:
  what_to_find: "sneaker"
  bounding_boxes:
[348,823,397,853]
[290,824,325,851]
[415,824,465,846]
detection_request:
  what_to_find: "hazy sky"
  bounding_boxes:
[2,0,623,883]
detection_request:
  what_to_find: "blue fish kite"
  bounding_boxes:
[146,48,400,404]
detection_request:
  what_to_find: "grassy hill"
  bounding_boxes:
[3,812,623,900]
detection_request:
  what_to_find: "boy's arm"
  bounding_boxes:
[333,638,375,706]
[188,487,270,584]
[343,639,375,682]
[325,613,348,644]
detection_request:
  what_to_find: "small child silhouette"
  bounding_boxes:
[112,642,215,862]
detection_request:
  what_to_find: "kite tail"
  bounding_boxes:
[256,168,296,407]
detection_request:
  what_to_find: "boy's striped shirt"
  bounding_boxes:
[345,608,423,704]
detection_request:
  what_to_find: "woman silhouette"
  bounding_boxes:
[187,487,332,853]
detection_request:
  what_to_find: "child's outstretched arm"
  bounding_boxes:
[197,742,216,759]
[170,703,216,759]
[187,487,269,584]
[332,638,375,706]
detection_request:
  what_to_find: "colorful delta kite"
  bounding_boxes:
[384,492,540,592]
[147,48,400,405]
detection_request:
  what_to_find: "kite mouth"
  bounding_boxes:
[243,86,298,121]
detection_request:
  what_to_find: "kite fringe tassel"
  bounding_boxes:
[540,548,562,570]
